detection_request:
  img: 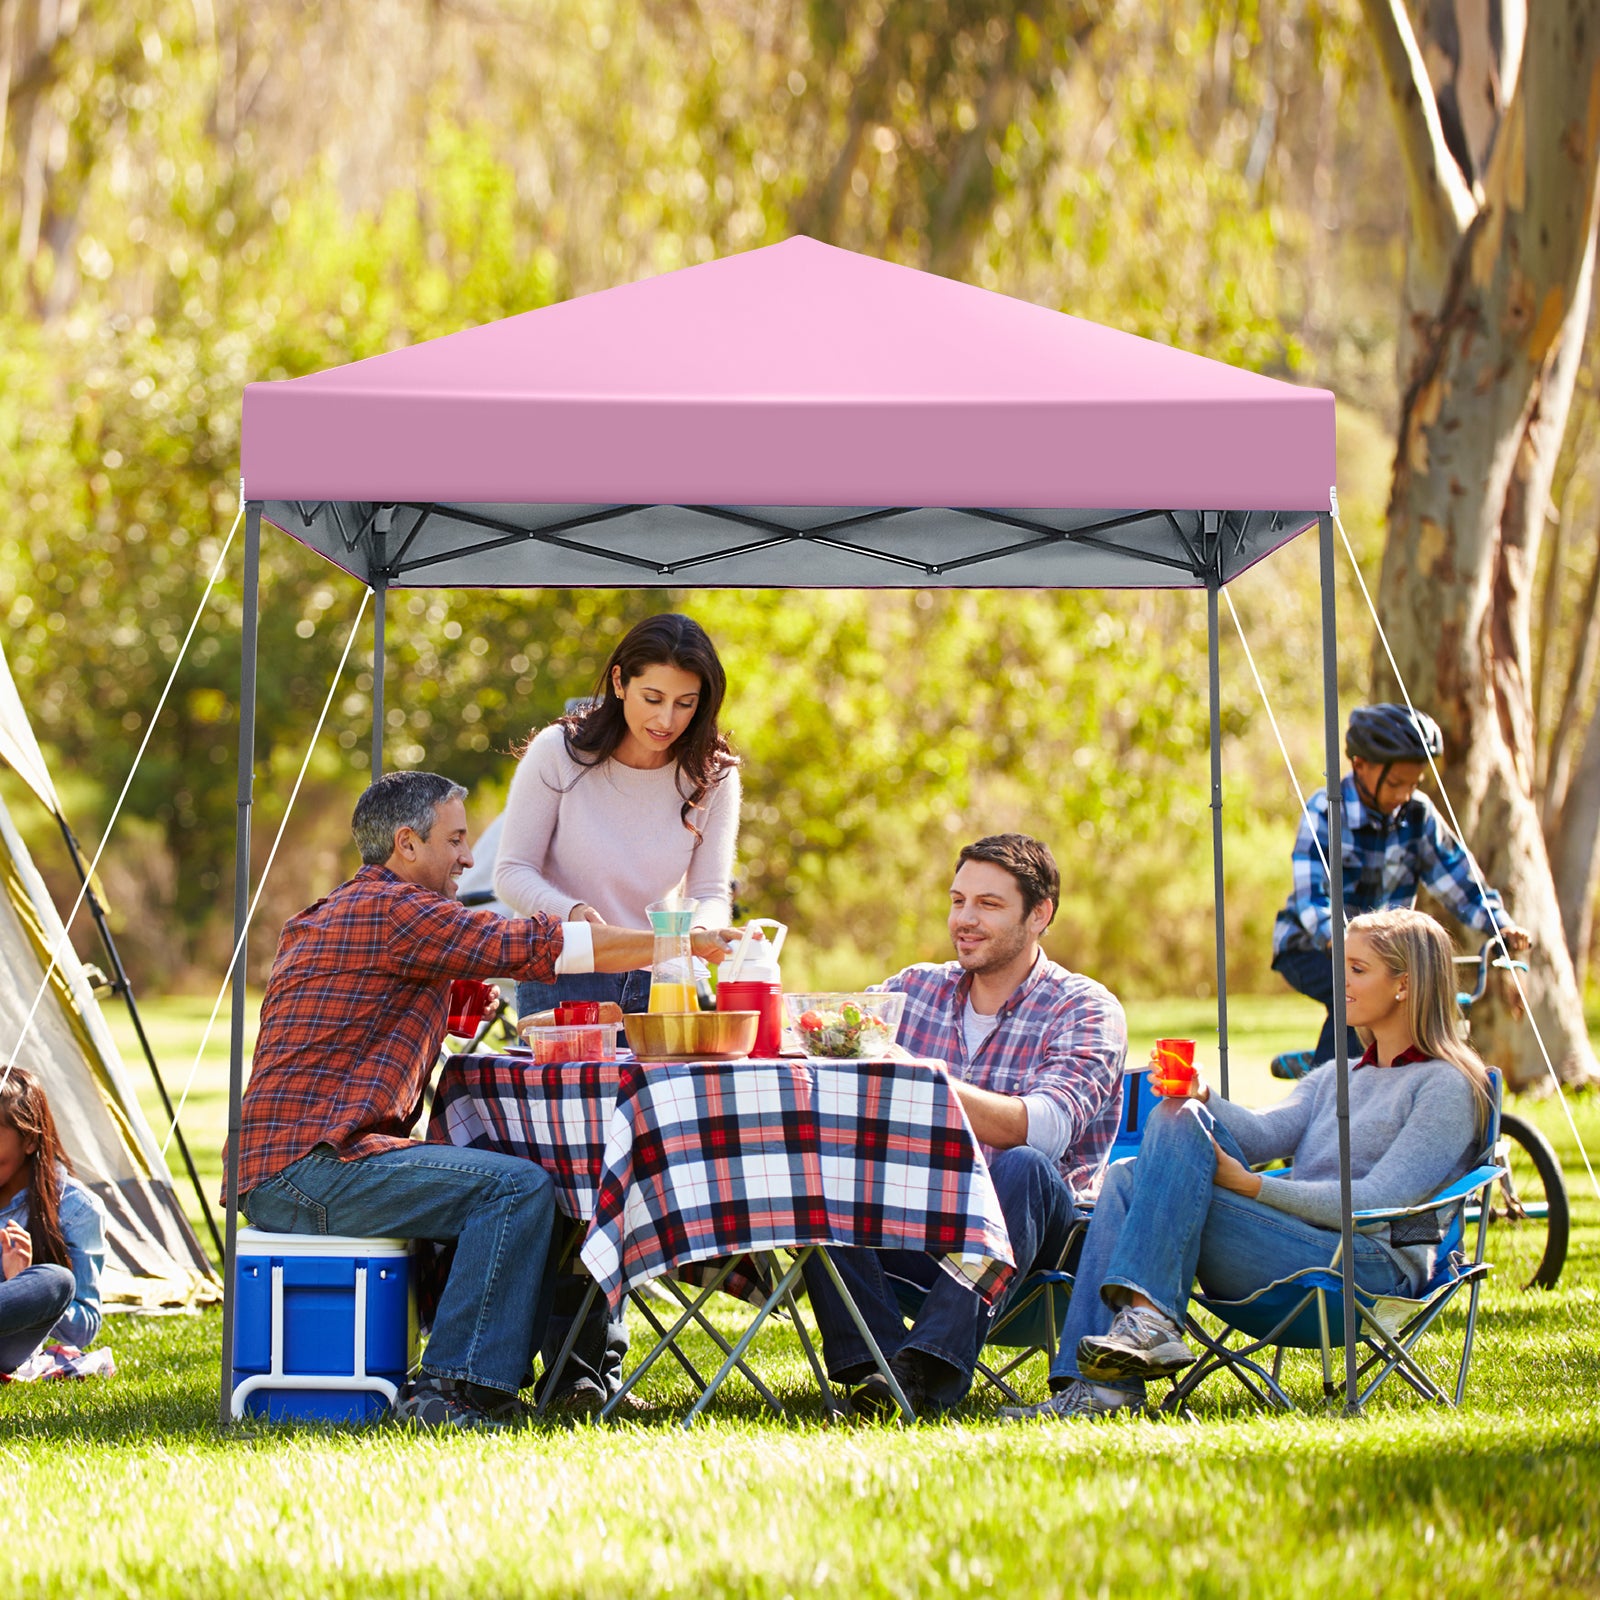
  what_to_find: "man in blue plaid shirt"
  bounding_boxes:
[1271,704,1530,1078]
[802,833,1126,1419]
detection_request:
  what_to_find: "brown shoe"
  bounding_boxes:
[850,1354,926,1421]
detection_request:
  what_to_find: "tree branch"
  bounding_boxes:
[1356,0,1478,295]
[790,11,898,242]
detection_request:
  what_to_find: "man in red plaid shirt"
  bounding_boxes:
[235,770,733,1430]
[803,833,1126,1419]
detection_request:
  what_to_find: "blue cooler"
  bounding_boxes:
[231,1228,416,1422]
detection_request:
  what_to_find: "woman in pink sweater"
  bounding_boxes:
[494,612,742,1025]
[493,613,741,1411]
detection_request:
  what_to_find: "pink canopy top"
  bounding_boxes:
[243,237,1333,512]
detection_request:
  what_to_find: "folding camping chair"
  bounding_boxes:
[1163,1068,1507,1415]
[971,1067,1153,1402]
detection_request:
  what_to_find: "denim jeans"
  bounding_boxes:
[533,1215,630,1400]
[0,1262,75,1373]
[1272,948,1361,1063]
[243,1141,557,1395]
[803,1145,1080,1409]
[1050,1098,1413,1394]
[514,969,651,1022]
[512,968,647,1397]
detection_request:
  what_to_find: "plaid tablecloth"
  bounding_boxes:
[427,1054,619,1221]
[580,1056,1015,1312]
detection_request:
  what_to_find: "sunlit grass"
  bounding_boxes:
[2,995,1588,1598]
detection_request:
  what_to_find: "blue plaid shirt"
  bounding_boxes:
[875,956,1126,1203]
[1272,773,1512,956]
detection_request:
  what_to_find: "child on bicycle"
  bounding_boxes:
[1269,703,1531,1079]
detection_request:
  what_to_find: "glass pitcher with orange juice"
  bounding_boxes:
[646,898,699,1013]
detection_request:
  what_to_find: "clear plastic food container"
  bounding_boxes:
[523,1022,617,1065]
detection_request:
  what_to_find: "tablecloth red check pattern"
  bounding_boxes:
[580,1056,1014,1312]
[427,1054,618,1221]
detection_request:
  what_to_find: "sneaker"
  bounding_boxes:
[1077,1305,1196,1383]
[1270,1050,1323,1081]
[850,1353,927,1421]
[391,1376,503,1431]
[541,1377,608,1417]
[462,1383,540,1427]
[542,1378,657,1420]
[999,1380,1142,1422]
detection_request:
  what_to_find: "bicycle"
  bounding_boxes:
[1455,940,1570,1290]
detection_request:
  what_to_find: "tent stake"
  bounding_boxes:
[220,501,261,1428]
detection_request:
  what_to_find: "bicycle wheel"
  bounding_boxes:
[1477,1112,1570,1289]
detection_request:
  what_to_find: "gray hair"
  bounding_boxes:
[351,771,468,865]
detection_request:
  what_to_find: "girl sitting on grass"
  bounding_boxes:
[1007,908,1488,1420]
[0,1064,107,1375]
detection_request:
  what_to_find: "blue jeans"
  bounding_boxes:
[803,1145,1080,1408]
[513,968,647,1397]
[243,1142,557,1395]
[1272,947,1361,1063]
[0,1263,76,1373]
[514,969,651,1022]
[1051,1098,1412,1393]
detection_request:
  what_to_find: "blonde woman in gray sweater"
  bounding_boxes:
[1010,908,1488,1420]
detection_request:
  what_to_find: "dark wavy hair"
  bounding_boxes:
[957,834,1060,925]
[0,1065,74,1268]
[552,614,738,836]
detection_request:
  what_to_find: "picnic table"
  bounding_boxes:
[426,1051,1014,1422]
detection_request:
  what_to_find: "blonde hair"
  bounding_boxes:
[1345,909,1491,1129]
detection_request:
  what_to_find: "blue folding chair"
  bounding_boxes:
[971,1067,1152,1402]
[1163,1068,1507,1414]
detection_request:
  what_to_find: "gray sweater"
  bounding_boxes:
[1207,1059,1482,1288]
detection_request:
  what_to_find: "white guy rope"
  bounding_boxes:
[1335,507,1600,1202]
[1,499,246,1095]
[1223,586,1341,907]
[159,585,372,1156]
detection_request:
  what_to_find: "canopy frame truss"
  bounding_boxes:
[266,500,1310,591]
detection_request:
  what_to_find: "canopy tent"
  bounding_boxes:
[230,235,1354,1414]
[0,640,217,1308]
[244,236,1331,591]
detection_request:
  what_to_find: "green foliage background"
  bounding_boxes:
[0,1,1408,993]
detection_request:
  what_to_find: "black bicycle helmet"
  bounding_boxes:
[1345,703,1444,764]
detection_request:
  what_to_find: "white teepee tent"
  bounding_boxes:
[0,638,216,1309]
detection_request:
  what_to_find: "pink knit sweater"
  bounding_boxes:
[492,723,740,931]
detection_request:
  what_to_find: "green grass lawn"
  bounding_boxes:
[2,994,1597,1598]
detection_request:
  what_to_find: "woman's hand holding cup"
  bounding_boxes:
[1150,1038,1206,1100]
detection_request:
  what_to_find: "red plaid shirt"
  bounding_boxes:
[231,864,564,1194]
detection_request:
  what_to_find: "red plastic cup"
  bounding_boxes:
[447,979,498,1039]
[555,1001,601,1025]
[1152,1037,1197,1097]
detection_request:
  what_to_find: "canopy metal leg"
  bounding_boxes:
[1207,574,1230,1100]
[219,500,261,1428]
[371,577,386,777]
[1317,507,1358,1411]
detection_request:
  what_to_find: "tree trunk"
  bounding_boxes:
[1553,695,1600,968]
[1373,2,1600,1090]
[1543,521,1600,834]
